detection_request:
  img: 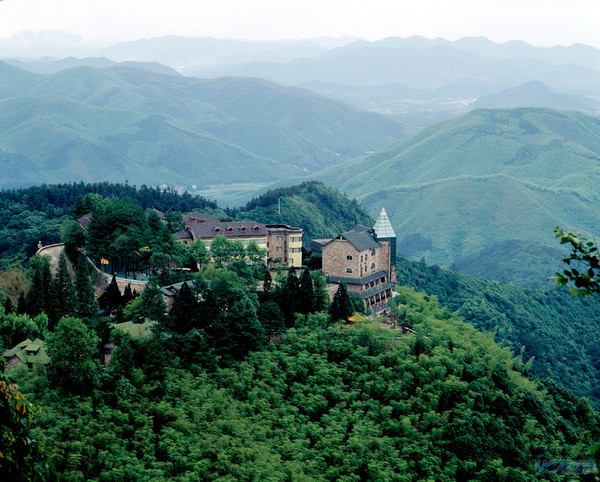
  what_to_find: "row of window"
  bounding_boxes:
[346,263,376,273]
[274,235,302,243]
[213,225,261,234]
[346,249,377,261]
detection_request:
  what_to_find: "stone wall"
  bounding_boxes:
[322,240,359,277]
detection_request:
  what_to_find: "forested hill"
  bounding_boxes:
[0,182,220,268]
[316,107,600,288]
[13,289,596,480]
[2,181,600,478]
[396,255,600,407]
[229,181,373,242]
[0,60,409,194]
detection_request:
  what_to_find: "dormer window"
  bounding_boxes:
[252,226,261,231]
[213,227,221,233]
[239,226,247,232]
[226,226,234,233]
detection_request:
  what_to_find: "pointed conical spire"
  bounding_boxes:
[373,207,396,239]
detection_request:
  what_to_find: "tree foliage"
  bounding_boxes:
[0,360,51,480]
[554,226,600,297]
[9,287,595,480]
[330,282,353,322]
[45,317,100,393]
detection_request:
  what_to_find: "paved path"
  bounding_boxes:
[36,243,69,276]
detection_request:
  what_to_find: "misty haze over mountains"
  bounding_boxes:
[3,32,599,126]
[2,32,600,284]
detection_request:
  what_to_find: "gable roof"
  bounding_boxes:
[183,212,220,225]
[325,225,381,252]
[77,212,93,230]
[160,280,193,297]
[373,207,396,239]
[186,220,268,240]
[2,338,48,365]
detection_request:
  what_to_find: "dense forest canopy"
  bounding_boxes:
[0,182,219,269]
[0,181,598,478]
[9,288,596,480]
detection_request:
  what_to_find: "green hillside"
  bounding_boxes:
[0,62,410,197]
[317,108,600,287]
[230,181,373,242]
[396,255,600,407]
[14,288,596,479]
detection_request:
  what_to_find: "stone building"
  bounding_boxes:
[320,208,396,313]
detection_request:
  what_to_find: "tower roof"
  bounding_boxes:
[373,207,396,239]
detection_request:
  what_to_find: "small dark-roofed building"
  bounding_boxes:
[77,212,93,230]
[2,338,48,370]
[160,280,194,309]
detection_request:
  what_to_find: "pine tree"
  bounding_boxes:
[16,292,27,315]
[280,268,300,326]
[330,282,353,322]
[167,282,198,334]
[74,253,97,318]
[262,266,273,294]
[26,254,52,317]
[3,296,14,314]
[122,284,135,306]
[98,275,122,313]
[298,268,314,314]
[49,252,77,325]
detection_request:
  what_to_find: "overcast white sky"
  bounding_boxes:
[0,0,598,48]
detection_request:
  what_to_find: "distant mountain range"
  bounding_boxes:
[4,34,600,127]
[315,107,600,287]
[175,36,600,126]
[472,80,600,114]
[0,61,409,192]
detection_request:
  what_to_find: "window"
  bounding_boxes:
[371,263,375,269]
[346,268,353,273]
[291,236,302,243]
[239,226,247,232]
[371,249,376,256]
[346,255,353,260]
[276,247,282,253]
[252,226,261,231]
[276,235,283,242]
[290,248,302,253]
[360,256,363,262]
[213,227,221,233]
[226,226,234,233]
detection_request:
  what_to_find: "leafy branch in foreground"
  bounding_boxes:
[554,226,600,297]
[0,357,52,480]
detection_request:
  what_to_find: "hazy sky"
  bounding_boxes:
[0,0,598,48]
